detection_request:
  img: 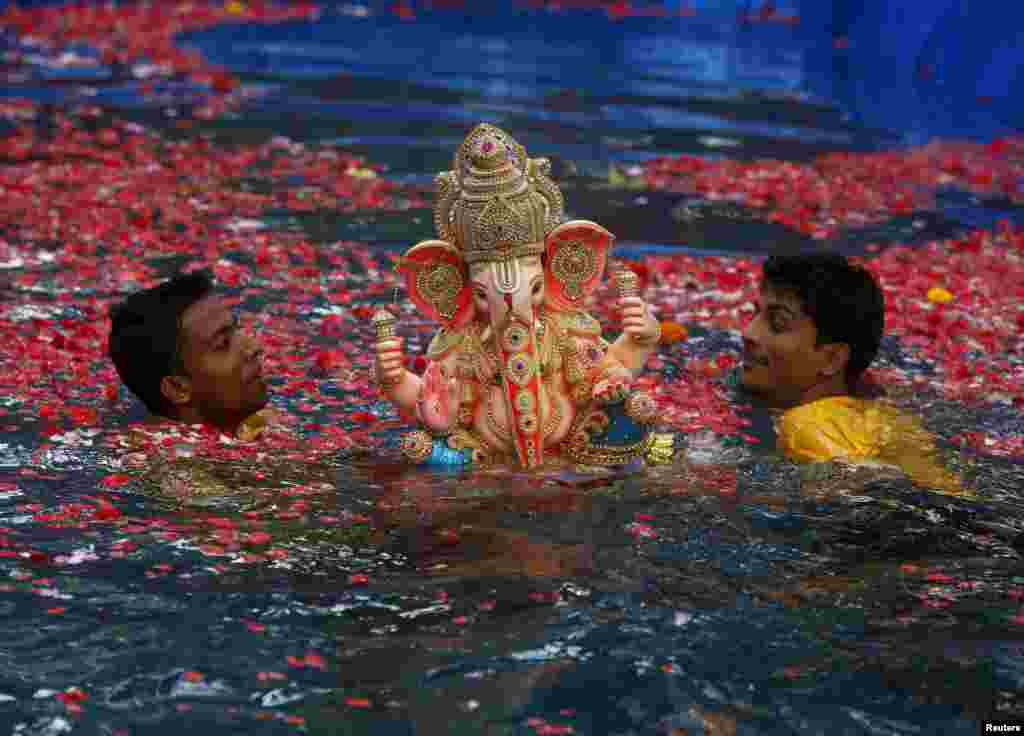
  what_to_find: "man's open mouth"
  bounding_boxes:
[743,353,770,367]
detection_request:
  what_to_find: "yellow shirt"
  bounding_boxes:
[777,396,969,497]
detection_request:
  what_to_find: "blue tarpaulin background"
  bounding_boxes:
[667,0,1020,142]
[0,0,1020,144]
[797,0,1022,143]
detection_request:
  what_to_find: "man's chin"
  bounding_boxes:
[252,375,270,398]
[738,366,762,392]
[240,386,271,419]
[250,391,270,414]
[739,369,781,404]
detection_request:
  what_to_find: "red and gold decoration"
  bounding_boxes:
[383,123,669,470]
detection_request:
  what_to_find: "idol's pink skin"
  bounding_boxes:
[374,247,661,463]
[612,296,660,375]
[375,333,420,420]
[386,263,661,388]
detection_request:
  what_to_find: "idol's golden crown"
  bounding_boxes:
[433,123,565,265]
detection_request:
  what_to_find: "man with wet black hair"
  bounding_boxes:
[740,252,884,408]
[108,269,269,435]
[740,253,965,495]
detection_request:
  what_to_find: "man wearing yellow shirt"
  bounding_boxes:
[740,253,966,496]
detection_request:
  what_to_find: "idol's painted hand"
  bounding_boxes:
[375,336,406,388]
[618,297,660,345]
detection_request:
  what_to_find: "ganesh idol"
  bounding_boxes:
[372,123,674,470]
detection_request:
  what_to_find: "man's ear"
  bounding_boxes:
[160,375,192,408]
[821,342,851,378]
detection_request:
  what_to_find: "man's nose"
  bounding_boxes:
[742,316,761,347]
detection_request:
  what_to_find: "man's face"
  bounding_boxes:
[176,296,268,425]
[740,285,844,407]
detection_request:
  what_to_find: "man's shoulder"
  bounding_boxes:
[778,395,884,462]
[781,395,863,420]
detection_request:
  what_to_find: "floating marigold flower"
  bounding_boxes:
[346,167,378,179]
[927,287,954,304]
[659,320,687,344]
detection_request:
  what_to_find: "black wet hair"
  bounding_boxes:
[761,253,885,387]
[108,270,215,416]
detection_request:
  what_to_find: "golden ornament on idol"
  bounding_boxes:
[371,123,670,470]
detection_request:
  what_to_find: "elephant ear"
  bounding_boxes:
[395,240,474,329]
[544,220,614,312]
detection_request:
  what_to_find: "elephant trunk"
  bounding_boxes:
[488,278,545,469]
[496,320,544,469]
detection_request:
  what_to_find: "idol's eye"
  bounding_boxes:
[531,279,543,294]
